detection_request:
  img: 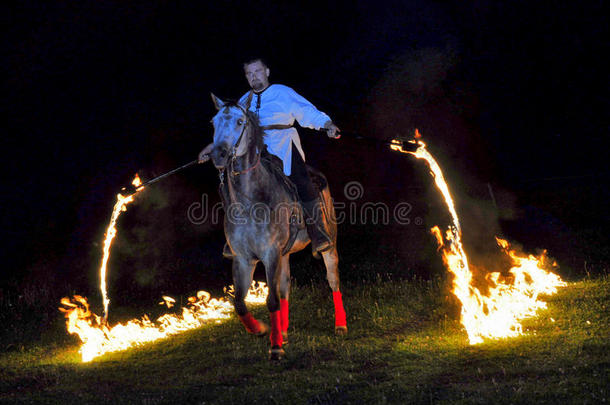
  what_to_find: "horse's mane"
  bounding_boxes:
[245,109,266,153]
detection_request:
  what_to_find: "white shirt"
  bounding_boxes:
[238,84,331,175]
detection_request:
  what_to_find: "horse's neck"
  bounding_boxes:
[226,148,271,202]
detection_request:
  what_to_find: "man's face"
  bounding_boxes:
[244,61,270,92]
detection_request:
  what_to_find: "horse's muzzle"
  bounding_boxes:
[211,145,230,170]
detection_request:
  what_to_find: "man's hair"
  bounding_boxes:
[243,57,269,70]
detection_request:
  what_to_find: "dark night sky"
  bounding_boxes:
[3,1,608,284]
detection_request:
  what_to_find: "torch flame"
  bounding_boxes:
[99,174,145,321]
[60,281,268,362]
[392,131,566,344]
[132,174,142,188]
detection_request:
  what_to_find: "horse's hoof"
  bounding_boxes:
[269,345,285,361]
[335,325,348,336]
[281,331,289,345]
[255,321,269,337]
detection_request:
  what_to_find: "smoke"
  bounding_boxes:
[458,187,514,276]
[108,167,227,303]
[367,46,458,138]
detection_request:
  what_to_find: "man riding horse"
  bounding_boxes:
[199,58,341,257]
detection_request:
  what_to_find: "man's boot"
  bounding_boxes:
[302,198,333,256]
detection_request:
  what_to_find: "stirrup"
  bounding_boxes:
[302,199,333,258]
[308,225,332,259]
[311,233,332,255]
[222,243,234,259]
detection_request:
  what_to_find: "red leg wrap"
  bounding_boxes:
[239,312,261,334]
[270,310,283,347]
[333,291,347,327]
[280,298,289,333]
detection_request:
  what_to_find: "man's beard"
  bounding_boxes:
[251,81,265,91]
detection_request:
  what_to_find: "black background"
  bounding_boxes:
[4,1,608,301]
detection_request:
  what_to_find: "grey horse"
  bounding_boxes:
[209,93,347,360]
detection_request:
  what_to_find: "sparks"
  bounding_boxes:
[392,132,566,344]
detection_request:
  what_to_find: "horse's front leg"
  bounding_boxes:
[233,256,268,336]
[278,254,290,343]
[262,251,285,360]
[322,247,347,335]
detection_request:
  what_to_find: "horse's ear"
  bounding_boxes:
[211,93,224,110]
[242,91,253,110]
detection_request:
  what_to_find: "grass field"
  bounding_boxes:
[1,274,607,404]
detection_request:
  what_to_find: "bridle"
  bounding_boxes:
[217,104,262,199]
[228,104,261,177]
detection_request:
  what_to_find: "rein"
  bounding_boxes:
[231,151,260,176]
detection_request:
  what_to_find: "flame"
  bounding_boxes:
[60,281,268,362]
[392,131,566,344]
[99,175,144,320]
[61,173,271,363]
[132,174,142,188]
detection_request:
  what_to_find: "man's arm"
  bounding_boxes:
[281,86,337,133]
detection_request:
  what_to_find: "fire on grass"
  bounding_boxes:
[59,174,268,362]
[391,131,566,344]
[60,282,268,362]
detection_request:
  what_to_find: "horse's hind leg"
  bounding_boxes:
[322,247,347,335]
[278,254,290,342]
[233,256,268,336]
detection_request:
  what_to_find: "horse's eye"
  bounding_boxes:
[237,119,244,126]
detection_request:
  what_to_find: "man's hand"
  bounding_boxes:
[198,142,214,163]
[324,121,341,139]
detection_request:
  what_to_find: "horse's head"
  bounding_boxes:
[210,93,254,170]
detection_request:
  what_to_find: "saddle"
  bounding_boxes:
[260,149,330,255]
[260,150,300,203]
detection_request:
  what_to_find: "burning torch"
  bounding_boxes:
[337,130,421,153]
[119,160,199,197]
[117,130,422,196]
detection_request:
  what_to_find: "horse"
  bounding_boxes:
[209,93,347,360]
